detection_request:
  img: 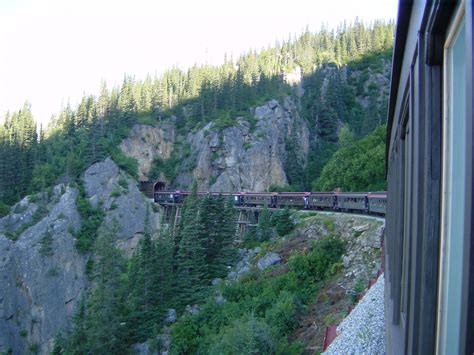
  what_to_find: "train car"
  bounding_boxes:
[276,192,309,208]
[309,192,336,210]
[232,192,245,206]
[385,2,473,354]
[336,193,368,212]
[154,190,175,204]
[367,192,387,215]
[242,192,275,207]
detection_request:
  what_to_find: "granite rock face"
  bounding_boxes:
[83,158,161,256]
[176,97,309,192]
[117,98,309,192]
[119,123,175,181]
[0,186,83,354]
[0,159,161,354]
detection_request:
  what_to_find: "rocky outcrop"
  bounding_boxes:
[83,158,161,256]
[176,97,309,191]
[257,252,281,270]
[119,123,175,181]
[0,158,161,354]
[117,98,309,192]
[0,186,83,354]
[298,213,384,291]
[227,247,262,280]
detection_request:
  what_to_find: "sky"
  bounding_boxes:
[0,0,398,126]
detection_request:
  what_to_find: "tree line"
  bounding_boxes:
[0,19,395,212]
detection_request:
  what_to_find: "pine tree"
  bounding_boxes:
[175,183,208,307]
[83,222,128,353]
[257,206,272,241]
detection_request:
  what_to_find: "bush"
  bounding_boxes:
[110,151,138,179]
[75,189,104,253]
[288,235,345,283]
[272,208,294,236]
[170,316,203,354]
[0,202,10,217]
[264,291,300,335]
[208,316,276,355]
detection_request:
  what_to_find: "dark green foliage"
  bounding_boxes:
[0,202,10,217]
[313,125,387,191]
[126,208,174,343]
[75,187,104,253]
[110,150,138,179]
[62,224,129,354]
[351,279,366,304]
[0,103,37,205]
[175,185,209,306]
[38,227,54,256]
[208,316,277,355]
[170,234,345,354]
[272,207,294,237]
[288,235,346,284]
[257,206,273,241]
[149,153,181,183]
[0,21,394,208]
[62,185,237,352]
[7,203,49,241]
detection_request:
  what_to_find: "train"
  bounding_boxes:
[153,190,387,215]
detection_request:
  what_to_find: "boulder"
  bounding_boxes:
[185,304,201,316]
[133,341,158,355]
[215,291,226,305]
[257,252,281,270]
[164,309,177,324]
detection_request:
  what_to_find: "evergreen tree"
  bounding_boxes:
[176,184,208,306]
[83,222,128,353]
[257,206,273,242]
[273,207,294,237]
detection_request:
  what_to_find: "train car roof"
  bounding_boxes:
[336,192,368,197]
[277,192,310,196]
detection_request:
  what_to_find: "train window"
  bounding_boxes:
[438,7,466,354]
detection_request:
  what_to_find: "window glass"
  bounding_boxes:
[439,16,466,354]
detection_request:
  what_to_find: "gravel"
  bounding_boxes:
[323,275,386,355]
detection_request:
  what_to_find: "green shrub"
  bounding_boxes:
[111,150,138,179]
[110,189,121,198]
[75,189,104,253]
[0,202,10,217]
[288,235,345,283]
[208,316,276,355]
[264,291,300,335]
[272,208,294,236]
[118,177,128,190]
[46,267,59,277]
[170,316,203,354]
[39,228,54,257]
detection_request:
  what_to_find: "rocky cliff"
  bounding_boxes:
[0,158,160,354]
[119,123,175,181]
[121,97,309,192]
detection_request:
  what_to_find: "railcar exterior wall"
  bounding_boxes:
[385,1,473,353]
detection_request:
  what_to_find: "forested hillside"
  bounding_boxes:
[0,19,394,354]
[0,19,394,213]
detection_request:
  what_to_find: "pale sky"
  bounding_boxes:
[0,0,398,125]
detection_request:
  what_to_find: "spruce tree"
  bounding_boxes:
[176,183,208,307]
